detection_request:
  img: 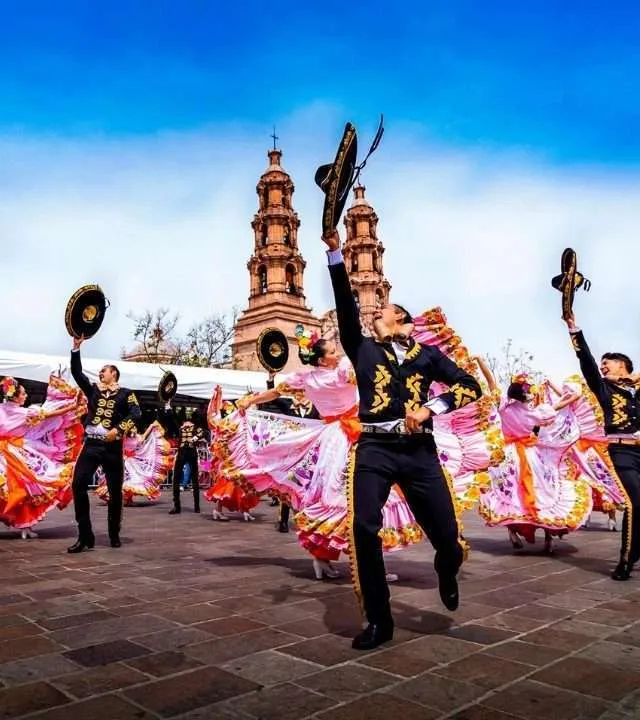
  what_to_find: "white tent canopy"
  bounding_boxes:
[0,349,273,400]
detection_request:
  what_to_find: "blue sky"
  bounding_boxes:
[1,1,639,380]
[2,1,639,164]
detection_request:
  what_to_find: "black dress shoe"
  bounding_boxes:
[277,521,289,533]
[194,508,201,514]
[110,537,121,548]
[168,508,181,515]
[351,622,394,650]
[612,561,632,581]
[438,571,459,611]
[67,537,95,554]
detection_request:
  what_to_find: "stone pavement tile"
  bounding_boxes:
[470,589,546,609]
[233,682,337,720]
[434,652,533,690]
[277,634,378,667]
[215,595,275,613]
[0,619,44,641]
[135,626,214,651]
[609,622,640,648]
[532,656,640,701]
[482,640,567,667]
[243,601,318,626]
[0,653,81,687]
[23,693,158,720]
[125,650,204,678]
[51,661,149,699]
[49,612,177,649]
[196,616,267,637]
[0,680,71,719]
[296,663,400,701]
[155,603,232,625]
[317,692,437,720]
[505,602,574,621]
[437,602,502,626]
[449,707,521,720]
[519,626,594,651]
[576,606,638,627]
[446,624,518,645]
[577,640,640,673]
[478,611,548,634]
[184,628,302,665]
[124,666,260,717]
[388,672,485,713]
[358,635,482,677]
[482,679,611,720]
[26,586,83,601]
[549,617,620,639]
[174,705,254,720]
[0,593,31,607]
[220,649,322,685]
[63,639,152,667]
[37,610,116,631]
[0,636,63,664]
[276,618,342,638]
[0,614,31,629]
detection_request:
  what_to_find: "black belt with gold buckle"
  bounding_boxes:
[361,422,432,436]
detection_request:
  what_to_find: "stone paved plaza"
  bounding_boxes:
[0,494,639,720]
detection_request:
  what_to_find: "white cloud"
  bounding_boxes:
[1,110,638,381]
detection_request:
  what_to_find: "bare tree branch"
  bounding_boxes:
[485,338,539,389]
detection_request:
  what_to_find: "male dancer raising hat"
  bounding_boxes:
[68,336,141,553]
[323,229,482,649]
[565,311,638,580]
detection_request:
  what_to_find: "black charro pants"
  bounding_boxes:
[280,502,290,524]
[72,439,124,541]
[352,434,464,625]
[172,446,200,512]
[608,445,640,566]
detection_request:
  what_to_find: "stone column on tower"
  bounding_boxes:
[231,146,322,371]
[321,184,391,341]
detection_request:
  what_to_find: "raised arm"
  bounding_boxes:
[70,337,93,398]
[565,313,605,402]
[323,230,364,362]
[472,355,497,393]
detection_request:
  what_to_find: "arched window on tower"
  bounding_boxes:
[258,266,268,294]
[372,250,380,273]
[283,226,291,246]
[261,225,268,246]
[351,252,359,272]
[352,289,360,311]
[375,288,384,308]
[285,264,298,295]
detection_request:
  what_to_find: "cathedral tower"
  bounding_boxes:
[231,146,321,371]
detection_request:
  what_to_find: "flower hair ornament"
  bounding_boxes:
[295,324,320,360]
[511,372,538,398]
[0,376,18,400]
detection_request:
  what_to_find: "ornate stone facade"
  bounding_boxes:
[231,148,322,371]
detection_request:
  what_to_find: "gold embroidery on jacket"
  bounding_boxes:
[370,365,391,414]
[404,373,422,412]
[404,343,421,363]
[611,393,629,427]
[451,383,478,409]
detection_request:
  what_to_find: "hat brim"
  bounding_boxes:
[158,371,178,403]
[65,285,108,339]
[315,123,358,236]
[257,328,290,372]
[550,248,578,321]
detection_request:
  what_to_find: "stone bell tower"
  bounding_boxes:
[322,185,391,343]
[232,144,322,371]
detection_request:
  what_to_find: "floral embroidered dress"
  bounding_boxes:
[211,357,423,558]
[478,392,592,542]
[543,377,627,515]
[0,374,85,530]
[95,422,173,505]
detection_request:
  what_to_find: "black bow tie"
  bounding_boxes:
[391,334,411,349]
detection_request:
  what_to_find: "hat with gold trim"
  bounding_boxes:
[64,285,109,339]
[158,371,178,403]
[315,116,384,237]
[551,248,591,321]
[256,328,289,373]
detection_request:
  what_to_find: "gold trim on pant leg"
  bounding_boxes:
[606,448,633,563]
[442,465,470,563]
[346,443,364,615]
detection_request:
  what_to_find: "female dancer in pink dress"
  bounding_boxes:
[216,328,422,580]
[0,375,85,538]
[477,363,593,553]
[543,377,627,531]
[95,421,173,506]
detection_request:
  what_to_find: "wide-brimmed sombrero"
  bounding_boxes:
[158,371,178,403]
[551,248,591,321]
[256,328,289,373]
[65,285,109,339]
[315,116,384,237]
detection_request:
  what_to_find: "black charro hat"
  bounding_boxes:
[315,116,384,237]
[256,328,289,373]
[551,248,591,321]
[158,371,178,403]
[64,285,109,339]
